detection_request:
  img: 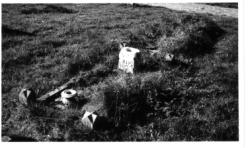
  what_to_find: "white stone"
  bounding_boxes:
[81,111,97,130]
[165,53,174,61]
[118,45,140,74]
[19,88,36,106]
[58,89,77,106]
[61,97,70,106]
[61,89,77,99]
[55,97,70,109]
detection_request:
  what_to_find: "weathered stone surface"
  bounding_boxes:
[81,111,97,130]
[37,83,69,101]
[118,45,140,74]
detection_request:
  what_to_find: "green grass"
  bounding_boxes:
[2,4,238,141]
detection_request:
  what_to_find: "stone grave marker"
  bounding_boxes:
[118,45,140,74]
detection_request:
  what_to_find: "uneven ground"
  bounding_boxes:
[1,4,238,141]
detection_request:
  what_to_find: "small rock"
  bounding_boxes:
[2,136,11,142]
[81,111,97,130]
[19,88,36,106]
[55,104,66,110]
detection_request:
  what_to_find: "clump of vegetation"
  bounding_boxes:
[66,54,93,76]
[103,54,119,69]
[158,14,224,58]
[134,51,161,72]
[127,23,163,49]
[103,74,149,127]
[65,31,120,76]
[41,40,66,48]
[103,71,184,127]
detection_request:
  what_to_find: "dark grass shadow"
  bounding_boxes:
[70,98,89,110]
[132,3,153,8]
[93,116,114,131]
[2,53,33,68]
[21,5,77,14]
[2,25,35,37]
[2,40,23,50]
[41,40,66,48]
[2,135,37,142]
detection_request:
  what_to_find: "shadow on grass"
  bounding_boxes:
[2,25,36,37]
[21,4,77,14]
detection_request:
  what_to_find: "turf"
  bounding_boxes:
[1,4,238,141]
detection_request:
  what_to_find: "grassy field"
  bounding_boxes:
[1,4,238,141]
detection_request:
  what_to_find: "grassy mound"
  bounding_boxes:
[158,14,224,58]
[124,13,224,71]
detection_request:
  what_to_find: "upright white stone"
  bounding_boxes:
[118,44,140,74]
